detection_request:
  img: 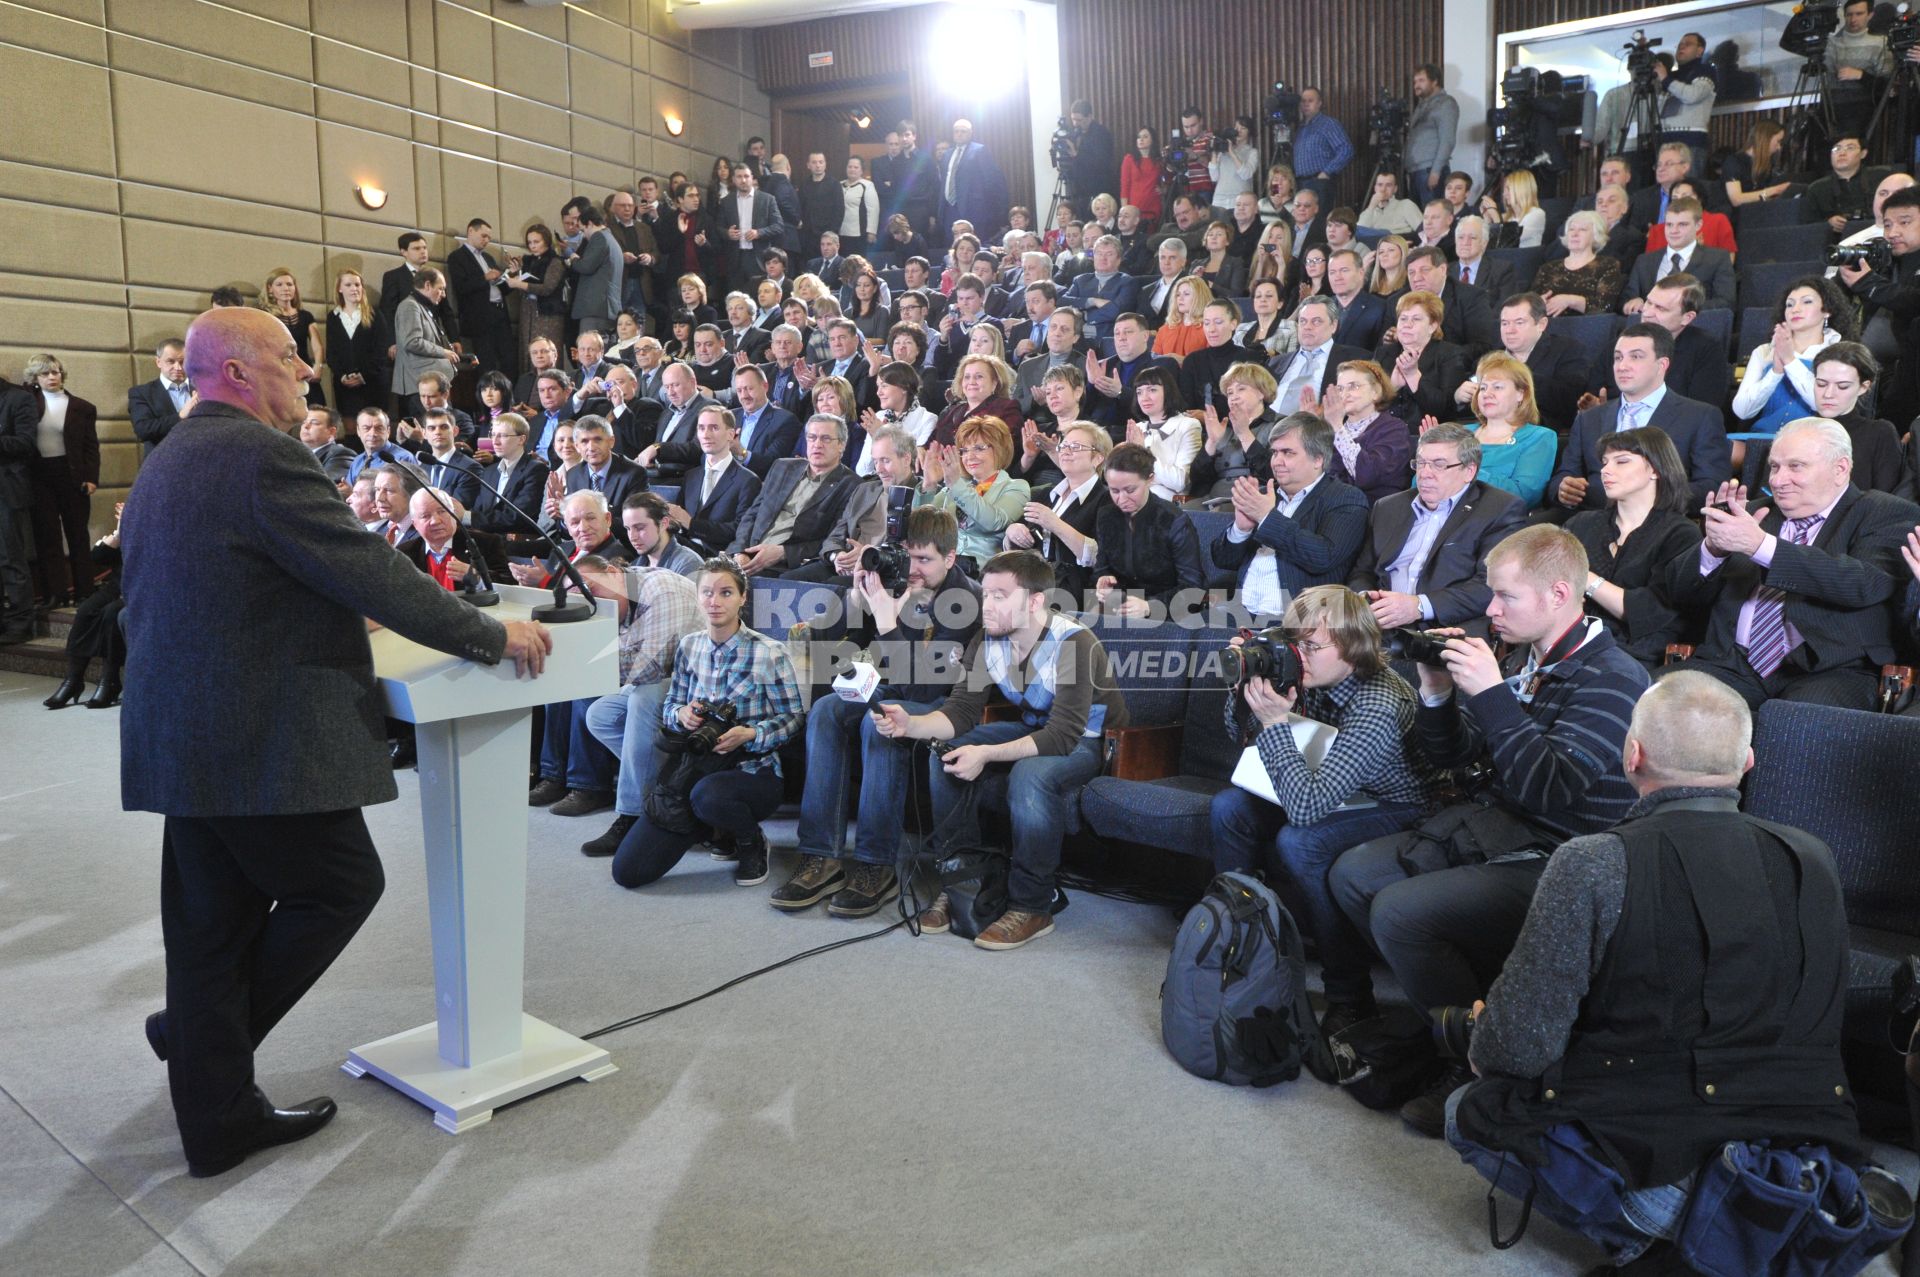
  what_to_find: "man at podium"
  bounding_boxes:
[119,307,553,1178]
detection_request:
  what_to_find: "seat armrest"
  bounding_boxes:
[1103,722,1184,781]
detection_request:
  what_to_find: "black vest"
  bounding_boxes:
[1460,796,1861,1188]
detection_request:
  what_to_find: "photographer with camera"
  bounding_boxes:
[1837,186,1920,426]
[609,558,805,891]
[872,549,1128,950]
[1330,525,1649,1137]
[1206,115,1261,222]
[1445,673,1891,1273]
[1210,586,1444,1030]
[1651,35,1715,178]
[776,507,982,915]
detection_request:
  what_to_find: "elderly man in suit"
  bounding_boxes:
[568,205,624,338]
[130,338,194,458]
[120,307,549,1179]
[400,486,511,592]
[1553,323,1731,517]
[563,415,647,522]
[577,363,662,458]
[715,164,785,295]
[728,412,873,576]
[1664,417,1920,709]
[1405,247,1496,358]
[1448,216,1515,299]
[1349,424,1529,638]
[938,118,1011,242]
[1062,236,1140,345]
[1211,413,1370,619]
[1619,199,1735,314]
[1266,296,1369,417]
[639,362,719,483]
[390,268,460,416]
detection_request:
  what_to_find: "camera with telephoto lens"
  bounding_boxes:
[662,699,740,755]
[1432,1005,1477,1060]
[1829,238,1895,275]
[1207,132,1233,155]
[860,541,912,596]
[1221,628,1304,696]
[1393,628,1456,667]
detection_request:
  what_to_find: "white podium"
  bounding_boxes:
[344,584,621,1132]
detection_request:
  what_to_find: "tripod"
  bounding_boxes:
[1614,73,1664,185]
[1041,167,1069,236]
[1864,57,1920,171]
[1783,54,1841,174]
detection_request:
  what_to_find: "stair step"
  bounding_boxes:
[0,637,93,682]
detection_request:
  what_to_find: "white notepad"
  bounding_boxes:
[1230,715,1377,810]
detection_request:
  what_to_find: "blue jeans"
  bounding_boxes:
[1209,790,1427,1006]
[1445,1087,1690,1265]
[584,680,670,818]
[795,694,939,866]
[925,721,1105,913]
[610,766,784,888]
[540,696,617,792]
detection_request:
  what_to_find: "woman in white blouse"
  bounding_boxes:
[1124,365,1204,500]
[838,156,882,261]
[856,363,938,475]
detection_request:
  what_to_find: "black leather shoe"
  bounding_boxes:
[85,675,122,708]
[145,1010,169,1062]
[388,736,417,769]
[44,674,84,709]
[1400,1063,1472,1139]
[732,828,769,886]
[188,1096,339,1178]
[581,813,636,857]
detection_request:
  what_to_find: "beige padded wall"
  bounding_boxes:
[0,0,771,531]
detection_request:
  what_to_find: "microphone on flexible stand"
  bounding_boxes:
[382,450,505,608]
[423,450,595,623]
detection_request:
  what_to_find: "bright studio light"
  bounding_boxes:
[931,9,1021,99]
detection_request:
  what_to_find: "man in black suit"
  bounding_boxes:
[565,415,647,517]
[1619,199,1735,313]
[401,485,512,591]
[1285,189,1330,269]
[1266,295,1368,417]
[797,153,842,262]
[1465,293,1589,435]
[378,232,460,369]
[806,231,847,290]
[1327,250,1391,351]
[895,120,940,240]
[1083,313,1181,427]
[299,408,355,486]
[446,218,514,376]
[415,409,484,510]
[1062,99,1117,220]
[1582,275,1731,410]
[1212,414,1371,617]
[667,406,764,554]
[812,319,877,412]
[1448,216,1516,299]
[471,412,550,535]
[1592,184,1642,268]
[1554,324,1731,517]
[120,307,547,1179]
[512,336,563,406]
[763,154,805,254]
[715,165,785,294]
[578,365,662,458]
[1349,424,1528,639]
[0,377,35,643]
[1665,418,1920,709]
[130,338,194,458]
[1405,247,1496,357]
[643,362,718,482]
[760,324,810,416]
[728,413,870,576]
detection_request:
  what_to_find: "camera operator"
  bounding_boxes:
[777,507,982,916]
[1406,64,1460,208]
[1837,186,1920,424]
[872,549,1129,951]
[1059,99,1117,222]
[1207,115,1261,222]
[1446,673,1872,1273]
[1210,587,1444,1034]
[1829,0,1894,84]
[1653,33,1716,177]
[1329,525,1649,1138]
[609,558,804,891]
[1172,107,1217,210]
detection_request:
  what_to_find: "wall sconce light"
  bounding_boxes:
[853,112,872,130]
[356,184,388,210]
[663,114,684,136]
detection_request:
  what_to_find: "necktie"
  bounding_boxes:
[593,471,606,492]
[1460,263,1474,286]
[1666,252,1682,279]
[1746,515,1825,677]
[1278,349,1320,413]
[1618,401,1644,433]
[385,525,398,546]
[432,463,446,486]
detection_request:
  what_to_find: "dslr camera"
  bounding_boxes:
[1431,1004,1477,1060]
[1392,627,1456,666]
[1222,628,1304,696]
[860,541,912,596]
[660,699,740,755]
[1829,238,1894,275]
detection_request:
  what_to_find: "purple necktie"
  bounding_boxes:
[1746,515,1825,677]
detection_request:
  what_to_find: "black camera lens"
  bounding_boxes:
[860,542,912,595]
[1222,628,1303,694]
[1392,627,1454,667]
[1431,1005,1476,1060]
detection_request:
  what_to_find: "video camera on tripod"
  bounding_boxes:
[1780,0,1841,59]
[1892,5,1920,57]
[1265,81,1302,167]
[1048,116,1075,171]
[1623,29,1665,88]
[1366,88,1410,175]
[1489,66,1589,177]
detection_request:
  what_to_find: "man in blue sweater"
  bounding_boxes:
[1327,524,1650,1137]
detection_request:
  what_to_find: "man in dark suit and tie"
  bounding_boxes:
[715,165,785,295]
[937,118,1010,242]
[0,377,35,643]
[1664,418,1920,709]
[805,231,847,290]
[722,366,800,478]
[1211,414,1370,617]
[669,405,764,555]
[120,307,549,1179]
[1062,235,1141,346]
[1349,424,1528,639]
[564,415,647,520]
[130,338,193,458]
[526,370,578,466]
[1405,247,1497,358]
[471,411,550,535]
[1448,216,1517,301]
[1469,293,1589,435]
[1619,199,1735,313]
[1327,249,1391,352]
[728,413,870,576]
[445,218,514,377]
[1555,323,1731,516]
[812,319,877,414]
[1581,275,1730,408]
[416,409,485,510]
[1265,296,1368,417]
[642,362,718,482]
[299,408,355,487]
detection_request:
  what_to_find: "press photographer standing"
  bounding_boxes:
[1060,99,1117,222]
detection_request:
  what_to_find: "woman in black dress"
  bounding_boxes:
[1091,442,1205,616]
[1003,420,1112,604]
[325,268,389,422]
[1565,426,1701,670]
[44,499,127,709]
[262,267,325,406]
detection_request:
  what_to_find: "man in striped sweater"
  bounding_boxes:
[1327,525,1650,1137]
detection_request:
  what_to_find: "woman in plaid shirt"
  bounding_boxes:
[610,559,804,891]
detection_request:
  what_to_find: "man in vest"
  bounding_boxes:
[871,549,1128,951]
[1446,672,1866,1272]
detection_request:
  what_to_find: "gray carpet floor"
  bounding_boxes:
[0,669,1909,1276]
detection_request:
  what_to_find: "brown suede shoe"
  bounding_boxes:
[973,908,1054,951]
[918,891,952,935]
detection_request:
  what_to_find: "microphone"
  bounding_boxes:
[381,449,499,607]
[407,448,594,624]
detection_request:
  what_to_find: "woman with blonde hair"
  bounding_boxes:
[932,354,1020,445]
[914,414,1030,566]
[965,321,1007,364]
[260,267,324,404]
[1466,351,1557,506]
[325,268,388,419]
[1248,220,1295,286]
[1479,168,1544,247]
[1366,235,1410,299]
[1152,275,1214,360]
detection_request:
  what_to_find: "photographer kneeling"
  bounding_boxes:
[1327,525,1650,1137]
[776,508,982,916]
[1446,673,1899,1273]
[1209,586,1445,1025]
[609,558,805,890]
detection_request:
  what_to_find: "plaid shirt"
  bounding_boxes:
[1226,667,1442,826]
[615,566,701,687]
[662,625,804,774]
[1292,111,1355,179]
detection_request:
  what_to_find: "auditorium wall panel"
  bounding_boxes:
[0,0,767,533]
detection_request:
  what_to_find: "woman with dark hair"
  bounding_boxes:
[1124,366,1204,500]
[706,156,733,210]
[1732,275,1857,437]
[1565,426,1701,670]
[1314,359,1413,506]
[606,307,647,365]
[846,267,892,340]
[1121,127,1163,226]
[1189,221,1248,297]
[1723,120,1793,207]
[324,269,389,420]
[1287,244,1332,314]
[1802,341,1915,498]
[1091,442,1205,616]
[1235,277,1293,358]
[44,498,127,709]
[473,371,516,447]
[502,223,566,372]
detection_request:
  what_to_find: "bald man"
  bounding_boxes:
[120,307,552,1178]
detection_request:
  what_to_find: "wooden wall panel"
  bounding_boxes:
[1494,0,1647,29]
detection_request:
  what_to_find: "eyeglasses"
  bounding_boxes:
[1292,638,1337,655]
[957,444,995,456]
[1055,442,1097,455]
[1411,458,1469,474]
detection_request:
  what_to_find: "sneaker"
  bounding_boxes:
[1399,1062,1473,1139]
[527,778,567,806]
[1319,1001,1378,1042]
[549,789,614,818]
[708,833,739,861]
[828,863,900,917]
[581,814,637,857]
[732,828,769,886]
[769,855,845,910]
[973,908,1054,951]
[918,891,952,934]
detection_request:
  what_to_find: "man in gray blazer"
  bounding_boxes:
[728,412,874,575]
[121,308,551,1179]
[568,205,624,338]
[390,267,459,413]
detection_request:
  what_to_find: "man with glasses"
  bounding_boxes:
[472,412,550,534]
[727,413,873,577]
